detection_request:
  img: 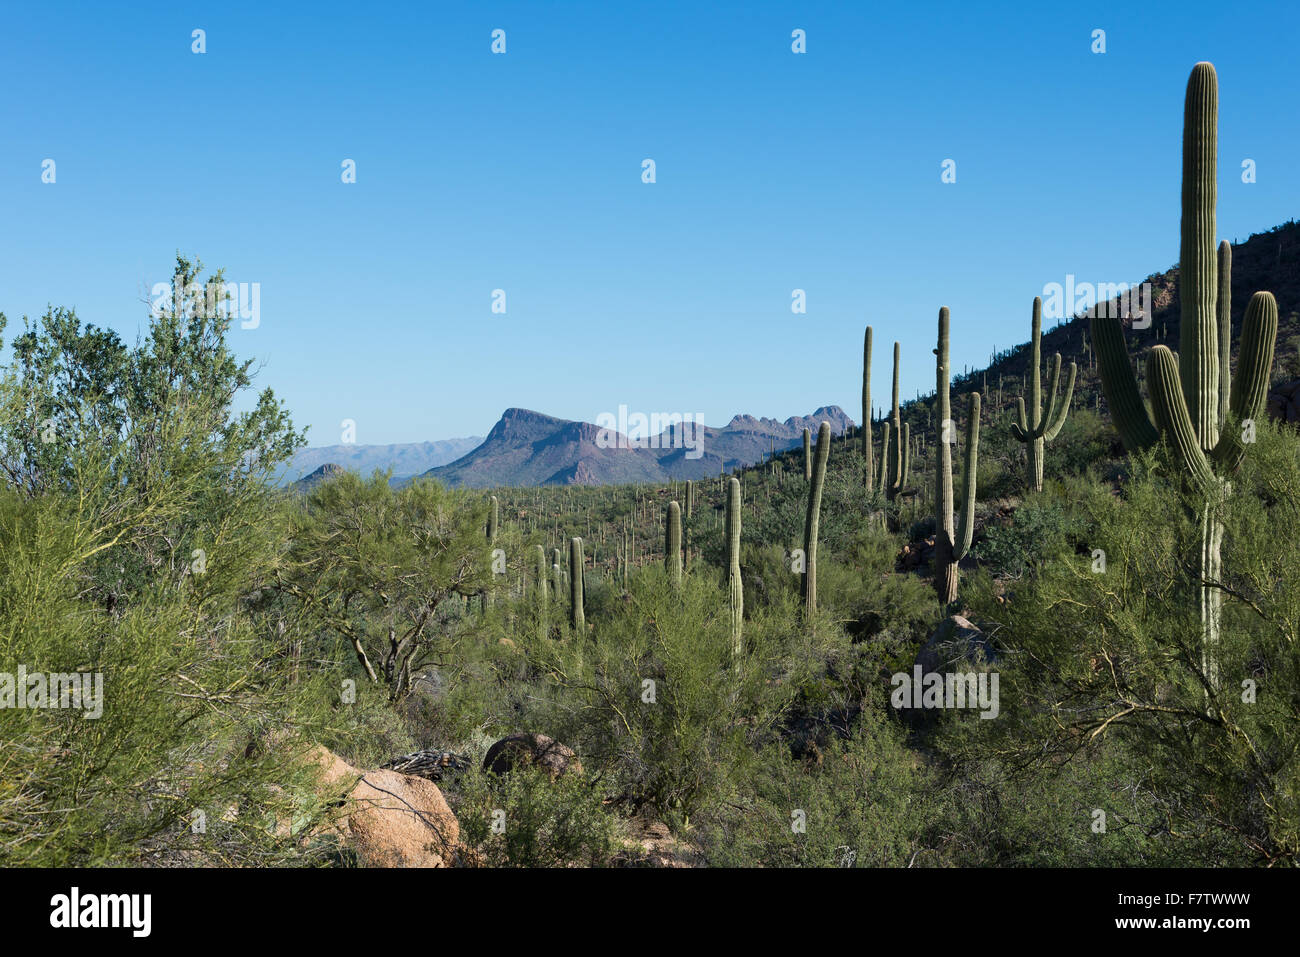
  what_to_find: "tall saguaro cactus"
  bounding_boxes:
[485,494,501,607]
[802,428,812,481]
[934,307,981,606]
[569,537,585,632]
[862,326,874,489]
[1091,62,1277,691]
[665,501,682,586]
[802,421,831,616]
[534,544,549,640]
[1011,297,1077,492]
[725,477,743,659]
[883,342,911,500]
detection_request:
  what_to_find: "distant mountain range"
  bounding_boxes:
[276,437,484,486]
[419,406,854,488]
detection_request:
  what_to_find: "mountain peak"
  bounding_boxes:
[427,404,855,488]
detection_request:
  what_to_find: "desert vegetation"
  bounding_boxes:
[2,62,1299,868]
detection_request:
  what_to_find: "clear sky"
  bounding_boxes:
[2,1,1297,446]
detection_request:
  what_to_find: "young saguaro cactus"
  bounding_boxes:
[665,500,682,586]
[1091,62,1277,690]
[802,428,812,481]
[725,477,743,659]
[569,537,585,632]
[883,342,911,500]
[1010,297,1076,492]
[934,307,981,606]
[862,326,874,490]
[802,421,832,616]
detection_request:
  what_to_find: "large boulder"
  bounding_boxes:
[483,733,583,780]
[309,746,459,867]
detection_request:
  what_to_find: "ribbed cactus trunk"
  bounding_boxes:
[802,428,812,481]
[934,307,981,607]
[1091,63,1277,695]
[802,421,831,617]
[535,544,548,640]
[862,326,874,490]
[1011,297,1076,493]
[665,501,682,587]
[569,537,585,632]
[725,477,743,661]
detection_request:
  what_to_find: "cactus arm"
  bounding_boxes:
[1039,353,1063,431]
[953,392,980,562]
[1216,240,1232,427]
[1092,313,1160,452]
[1147,346,1217,490]
[1041,359,1077,441]
[1212,291,1278,472]
[1178,62,1220,451]
[1011,398,1030,442]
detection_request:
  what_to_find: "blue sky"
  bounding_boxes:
[1,1,1296,446]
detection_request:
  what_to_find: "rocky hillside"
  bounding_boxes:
[423,405,854,488]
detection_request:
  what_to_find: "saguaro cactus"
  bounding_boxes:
[802,428,812,481]
[665,500,682,586]
[802,421,831,616]
[1092,62,1277,690]
[569,537,585,632]
[485,494,501,607]
[1010,297,1076,492]
[883,342,911,500]
[934,307,981,606]
[683,480,693,570]
[862,326,874,489]
[535,544,548,640]
[725,477,743,659]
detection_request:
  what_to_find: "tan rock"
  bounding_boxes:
[307,746,458,867]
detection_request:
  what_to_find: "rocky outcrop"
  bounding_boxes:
[309,746,459,867]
